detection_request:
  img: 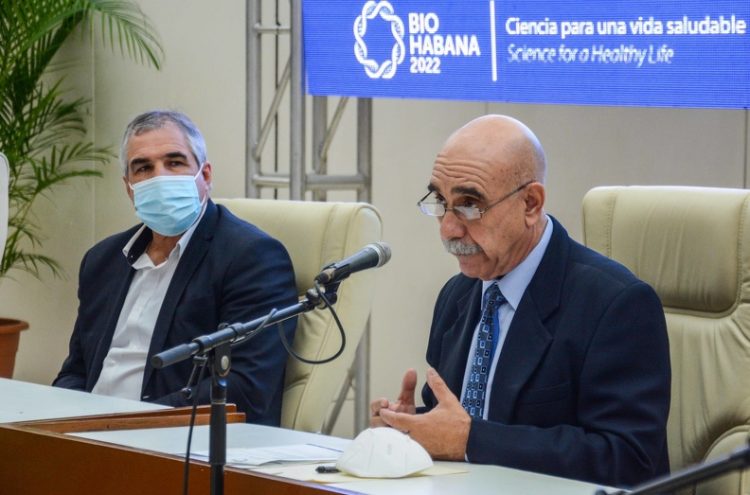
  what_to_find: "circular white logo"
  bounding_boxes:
[353,1,406,79]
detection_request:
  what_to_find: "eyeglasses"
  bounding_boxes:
[417,180,534,221]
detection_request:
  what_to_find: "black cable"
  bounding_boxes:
[182,356,208,495]
[279,280,347,365]
[232,308,278,347]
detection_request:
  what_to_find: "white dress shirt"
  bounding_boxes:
[92,217,202,400]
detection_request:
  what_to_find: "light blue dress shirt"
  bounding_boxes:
[460,216,554,420]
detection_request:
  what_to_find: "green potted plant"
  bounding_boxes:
[0,0,163,377]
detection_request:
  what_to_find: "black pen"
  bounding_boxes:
[315,465,340,474]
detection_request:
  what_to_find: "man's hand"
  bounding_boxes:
[378,367,471,461]
[370,368,418,427]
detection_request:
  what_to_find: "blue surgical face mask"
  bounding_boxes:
[129,165,206,236]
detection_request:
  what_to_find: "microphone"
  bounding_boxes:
[315,242,391,284]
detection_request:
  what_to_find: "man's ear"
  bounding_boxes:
[201,162,213,184]
[524,182,545,223]
[123,175,134,203]
[199,162,213,195]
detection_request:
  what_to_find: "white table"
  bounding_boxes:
[75,423,609,495]
[1,378,609,495]
[0,377,167,423]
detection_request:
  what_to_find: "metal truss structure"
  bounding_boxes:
[245,0,373,434]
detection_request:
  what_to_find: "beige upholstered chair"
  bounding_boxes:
[215,198,383,433]
[582,186,750,494]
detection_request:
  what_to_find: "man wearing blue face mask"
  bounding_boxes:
[53,110,298,425]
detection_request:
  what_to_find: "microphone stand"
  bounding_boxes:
[595,439,750,495]
[152,286,337,495]
[208,341,230,495]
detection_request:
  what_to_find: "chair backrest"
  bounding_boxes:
[215,198,383,433]
[582,186,750,494]
[0,152,9,263]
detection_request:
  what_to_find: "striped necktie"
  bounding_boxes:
[462,283,506,419]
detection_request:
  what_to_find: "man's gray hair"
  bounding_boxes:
[119,110,208,176]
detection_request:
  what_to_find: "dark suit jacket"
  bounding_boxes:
[53,200,297,425]
[422,217,670,487]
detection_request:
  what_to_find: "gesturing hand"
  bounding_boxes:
[370,368,418,427]
[378,367,470,460]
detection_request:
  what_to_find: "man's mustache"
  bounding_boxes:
[442,239,483,256]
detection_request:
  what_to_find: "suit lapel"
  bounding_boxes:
[88,259,136,390]
[141,201,217,390]
[87,225,148,390]
[488,297,552,421]
[487,216,570,422]
[440,281,483,397]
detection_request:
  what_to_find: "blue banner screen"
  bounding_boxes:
[303,1,750,109]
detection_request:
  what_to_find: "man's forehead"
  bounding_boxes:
[129,123,187,145]
[430,157,504,195]
[127,126,192,157]
[129,150,189,164]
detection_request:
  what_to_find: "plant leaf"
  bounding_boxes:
[0,0,163,279]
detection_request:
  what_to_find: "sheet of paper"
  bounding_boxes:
[251,462,469,483]
[189,443,343,467]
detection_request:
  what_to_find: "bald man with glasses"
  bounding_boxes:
[371,115,671,488]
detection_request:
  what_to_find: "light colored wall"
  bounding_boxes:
[2,1,748,439]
